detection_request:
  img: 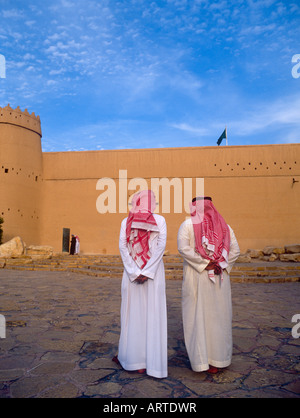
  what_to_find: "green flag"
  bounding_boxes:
[217,128,227,146]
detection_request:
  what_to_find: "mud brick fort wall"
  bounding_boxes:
[1,105,299,254]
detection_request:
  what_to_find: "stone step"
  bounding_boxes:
[3,265,299,283]
[2,254,300,283]
[5,261,300,273]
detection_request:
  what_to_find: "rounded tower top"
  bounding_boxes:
[0,104,42,137]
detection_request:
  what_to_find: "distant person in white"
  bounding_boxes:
[114,190,168,378]
[177,196,240,374]
[75,235,80,254]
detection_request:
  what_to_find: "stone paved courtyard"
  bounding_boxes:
[0,269,299,398]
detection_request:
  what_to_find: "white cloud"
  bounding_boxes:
[25,20,36,27]
[61,0,74,7]
[49,68,66,75]
[2,9,25,19]
[24,53,35,61]
[170,123,209,136]
[231,95,300,136]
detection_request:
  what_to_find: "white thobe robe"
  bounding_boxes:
[75,238,80,255]
[118,214,168,378]
[177,218,240,372]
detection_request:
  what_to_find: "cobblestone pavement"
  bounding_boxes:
[0,269,299,398]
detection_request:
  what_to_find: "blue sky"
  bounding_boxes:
[0,0,299,152]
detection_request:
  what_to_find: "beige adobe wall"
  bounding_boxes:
[0,104,298,255]
[41,143,300,254]
[0,105,43,245]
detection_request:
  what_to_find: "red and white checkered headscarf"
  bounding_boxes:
[190,197,230,281]
[126,190,159,269]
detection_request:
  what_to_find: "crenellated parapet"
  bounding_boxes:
[0,104,42,137]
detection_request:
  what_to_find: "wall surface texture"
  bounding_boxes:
[41,144,300,254]
[1,105,299,254]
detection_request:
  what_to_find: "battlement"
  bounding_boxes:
[0,104,42,137]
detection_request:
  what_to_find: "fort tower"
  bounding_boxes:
[0,104,43,245]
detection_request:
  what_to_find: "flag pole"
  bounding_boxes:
[225,126,228,146]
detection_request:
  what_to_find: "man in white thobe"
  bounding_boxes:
[177,197,240,373]
[116,190,168,379]
[75,235,80,254]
